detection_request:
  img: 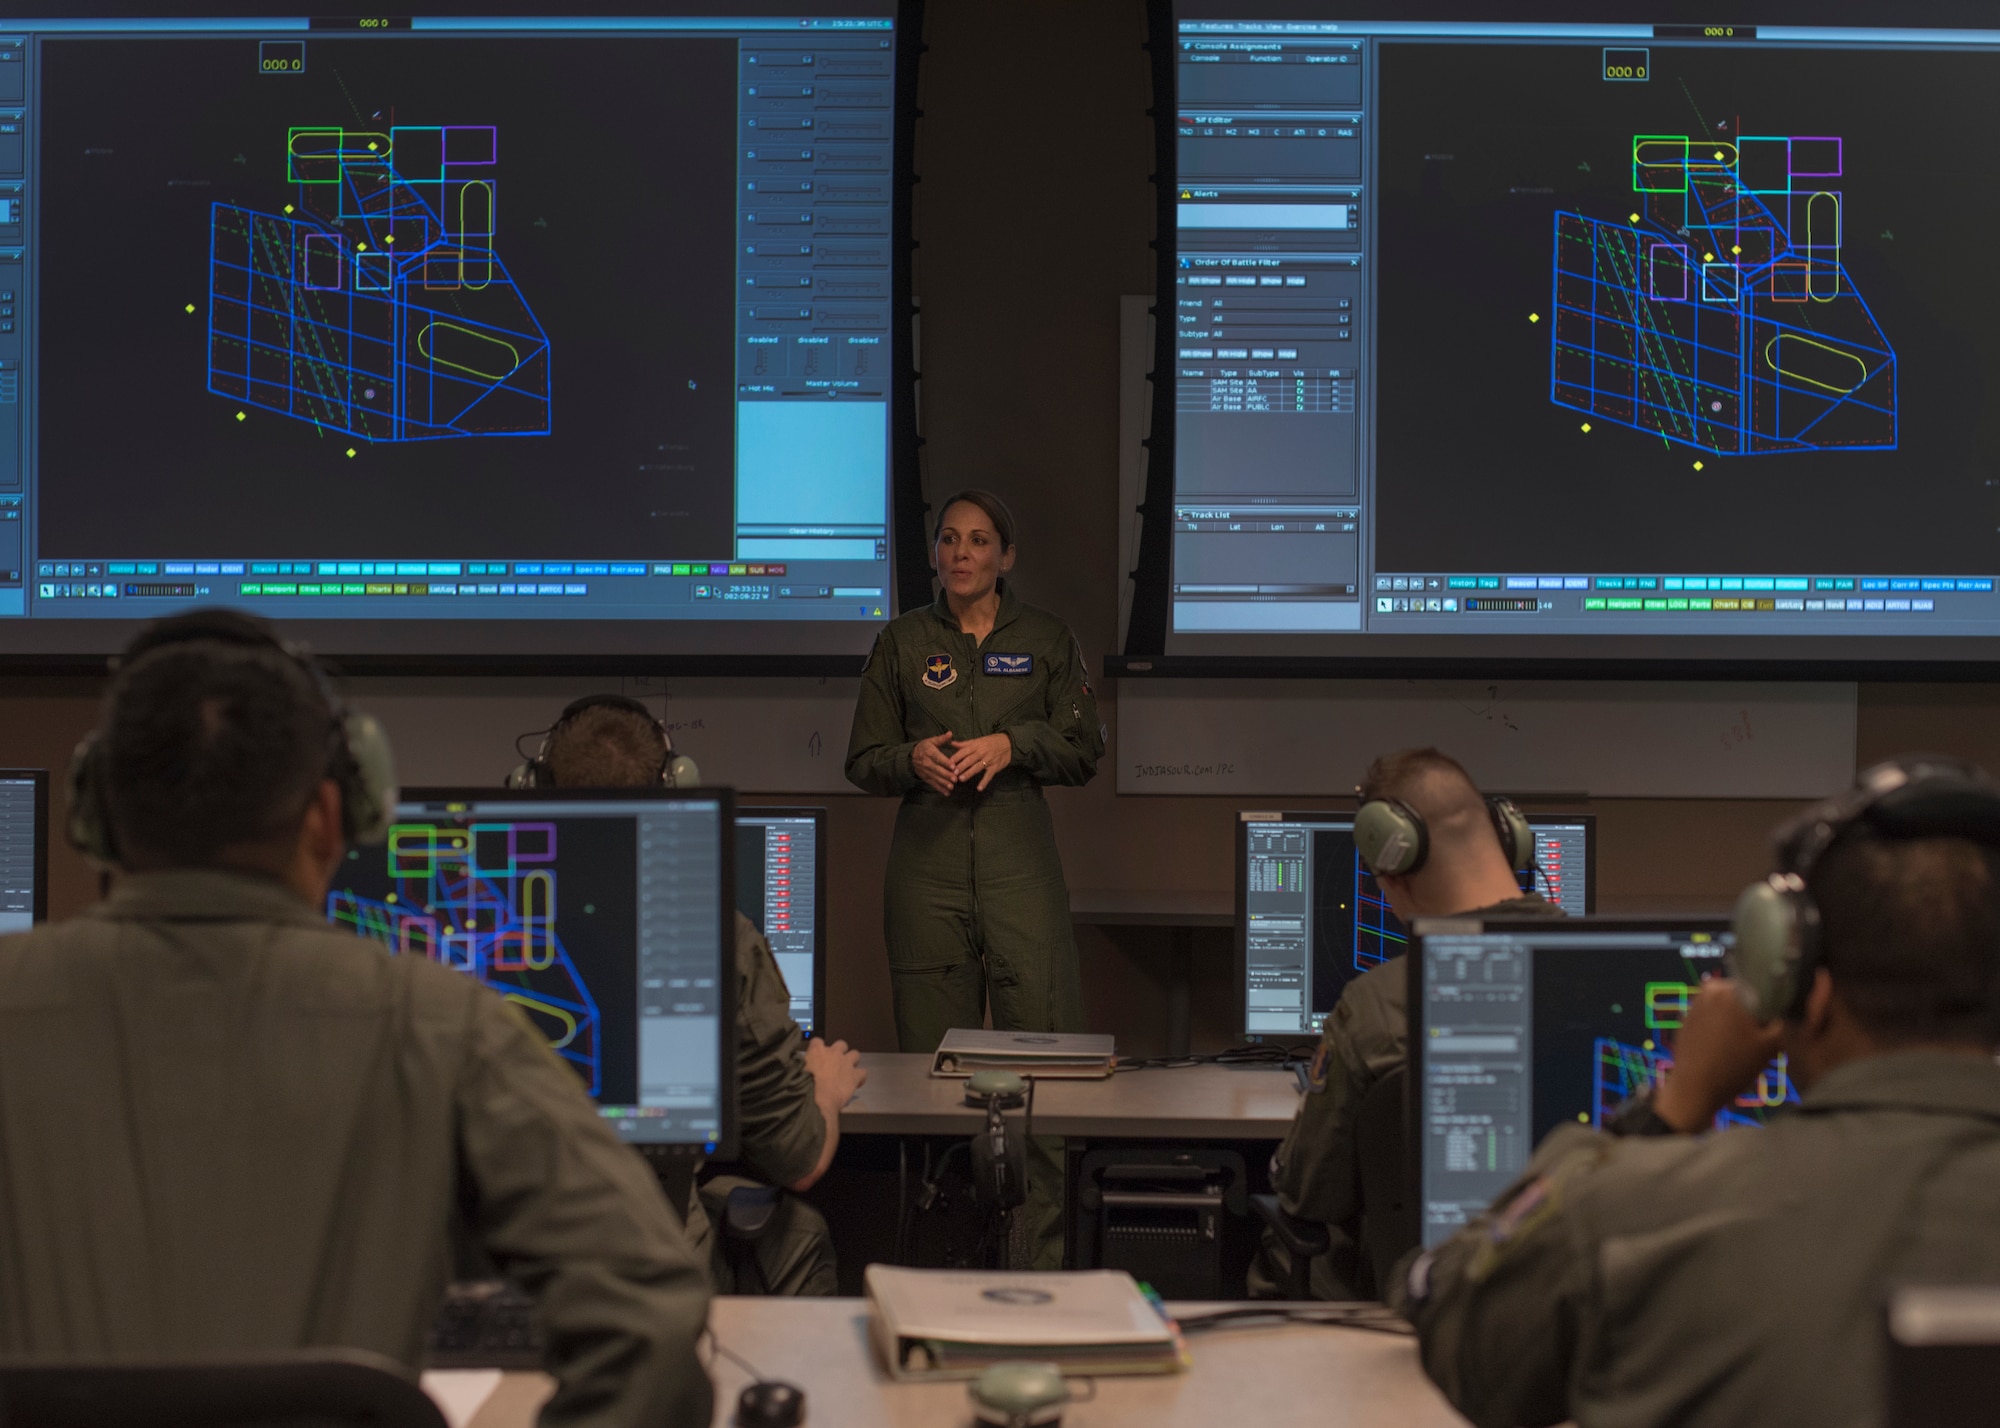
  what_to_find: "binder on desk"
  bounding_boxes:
[930,1028,1117,1079]
[865,1266,1189,1380]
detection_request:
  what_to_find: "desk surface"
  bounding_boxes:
[841,1053,1300,1138]
[447,1297,1469,1428]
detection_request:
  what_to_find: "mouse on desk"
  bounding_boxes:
[737,1379,807,1428]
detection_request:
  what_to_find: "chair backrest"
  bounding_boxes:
[1354,1062,1418,1298]
[0,1349,447,1428]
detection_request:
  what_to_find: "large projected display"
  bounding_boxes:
[0,7,908,662]
[1143,10,2000,669]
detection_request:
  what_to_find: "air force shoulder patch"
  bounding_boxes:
[983,652,1034,676]
[923,653,957,689]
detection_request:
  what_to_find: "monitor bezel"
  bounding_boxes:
[1405,912,1734,1247]
[735,803,830,1042]
[390,783,738,1161]
[0,769,50,926]
[1234,807,1598,1046]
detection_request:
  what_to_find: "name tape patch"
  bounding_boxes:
[983,652,1034,676]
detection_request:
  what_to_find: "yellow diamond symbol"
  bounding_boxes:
[1629,212,1640,223]
[1704,252,1714,261]
[346,447,357,458]
[1731,245,1742,255]
[184,303,195,314]
[1714,150,1724,160]
[1581,422,1592,433]
[1693,460,1705,471]
[367,142,379,152]
[283,204,294,214]
[235,411,246,422]
[384,234,394,244]
[1528,312,1540,323]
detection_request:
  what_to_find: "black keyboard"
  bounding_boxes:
[427,1281,545,1370]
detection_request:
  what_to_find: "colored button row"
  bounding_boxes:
[240,582,590,597]
[1585,597,1935,613]
[47,560,794,580]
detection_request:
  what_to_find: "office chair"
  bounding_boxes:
[1249,1064,1413,1300]
[0,1349,446,1428]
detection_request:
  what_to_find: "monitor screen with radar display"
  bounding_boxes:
[0,5,912,665]
[1235,809,1593,1041]
[1129,7,2000,673]
[1409,916,1801,1248]
[326,786,736,1159]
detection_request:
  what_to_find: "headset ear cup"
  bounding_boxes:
[1355,799,1427,876]
[64,732,117,865]
[339,710,400,845]
[1730,874,1809,1022]
[1489,797,1537,872]
[664,753,701,788]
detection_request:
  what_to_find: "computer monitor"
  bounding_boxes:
[1409,915,1800,1248]
[1134,8,2000,674]
[734,805,826,1038]
[326,785,735,1159]
[1235,809,1594,1040]
[0,768,47,933]
[0,6,912,666]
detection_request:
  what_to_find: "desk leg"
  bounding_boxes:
[1166,924,1193,1058]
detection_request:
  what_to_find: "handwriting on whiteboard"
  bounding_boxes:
[1720,709,1754,752]
[1131,761,1239,780]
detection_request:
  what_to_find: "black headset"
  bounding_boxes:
[66,610,399,865]
[1353,791,1537,878]
[506,693,699,789]
[1730,755,2000,1022]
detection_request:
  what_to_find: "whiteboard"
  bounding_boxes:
[348,674,862,793]
[1115,678,1858,798]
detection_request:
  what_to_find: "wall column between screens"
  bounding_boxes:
[8,3,2000,1060]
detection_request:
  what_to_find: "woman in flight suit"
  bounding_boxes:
[845,489,1105,1054]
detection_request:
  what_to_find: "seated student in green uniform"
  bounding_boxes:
[1254,747,1562,1299]
[519,695,866,1295]
[0,613,712,1426]
[1399,757,2000,1428]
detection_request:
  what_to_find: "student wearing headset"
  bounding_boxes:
[1398,756,2000,1428]
[516,695,866,1296]
[1254,747,1563,1300]
[21,613,712,1427]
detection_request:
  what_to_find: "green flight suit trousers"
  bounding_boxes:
[883,786,1085,1048]
[885,785,1081,1271]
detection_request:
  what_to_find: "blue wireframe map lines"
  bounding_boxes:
[208,123,551,442]
[1590,979,1798,1129]
[1352,854,1408,971]
[1552,131,1896,456]
[328,820,602,1093]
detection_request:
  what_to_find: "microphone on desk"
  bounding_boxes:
[965,1069,1031,1220]
[970,1360,1071,1428]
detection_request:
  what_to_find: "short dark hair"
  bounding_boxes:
[932,488,1017,551]
[101,633,336,866]
[1359,747,1478,807]
[543,702,663,788]
[1811,835,2000,1046]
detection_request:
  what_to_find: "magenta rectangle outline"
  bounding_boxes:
[1789,136,1843,178]
[301,231,343,290]
[1649,242,1687,300]
[443,124,497,165]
